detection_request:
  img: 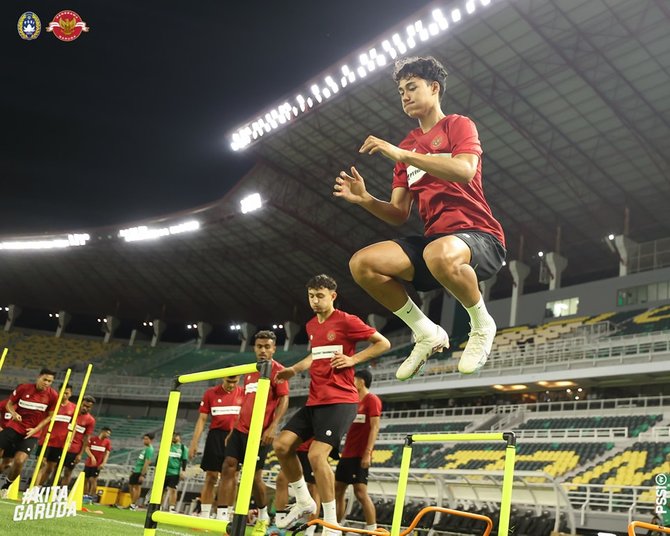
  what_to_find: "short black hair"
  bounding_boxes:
[306,274,337,291]
[254,330,277,343]
[39,368,56,377]
[393,56,449,99]
[355,369,373,388]
[102,427,112,432]
[173,431,181,437]
[60,383,73,390]
[144,432,155,440]
[83,395,96,404]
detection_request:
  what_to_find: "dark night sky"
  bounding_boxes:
[3,0,435,234]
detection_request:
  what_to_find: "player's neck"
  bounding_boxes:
[315,307,335,323]
[358,388,369,400]
[417,107,445,133]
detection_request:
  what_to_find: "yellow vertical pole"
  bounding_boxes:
[498,433,517,536]
[51,364,94,494]
[143,389,181,536]
[0,347,8,374]
[390,439,414,536]
[30,368,72,488]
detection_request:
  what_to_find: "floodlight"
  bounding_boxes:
[419,29,429,41]
[272,324,278,329]
[451,8,462,22]
[376,54,386,66]
[502,260,507,266]
[480,0,491,6]
[607,233,615,241]
[538,251,544,257]
[97,318,102,322]
[341,64,350,75]
[359,53,369,65]
[466,0,476,14]
[397,42,407,54]
[149,322,153,327]
[382,40,391,51]
[406,24,416,36]
[340,76,348,88]
[428,22,439,36]
[368,47,377,59]
[307,97,314,108]
[240,193,262,214]
[347,72,355,83]
[187,324,192,329]
[407,37,416,48]
[357,66,367,78]
[392,33,402,45]
[103,318,107,323]
[414,20,423,31]
[323,88,332,99]
[4,307,8,312]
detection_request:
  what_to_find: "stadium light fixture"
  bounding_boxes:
[451,8,462,22]
[466,0,476,14]
[119,221,199,243]
[480,0,491,6]
[538,251,544,258]
[607,233,615,241]
[240,193,262,214]
[0,233,90,251]
[4,307,8,312]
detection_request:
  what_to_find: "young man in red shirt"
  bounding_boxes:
[0,399,13,473]
[335,56,506,381]
[273,275,390,536]
[0,368,59,493]
[188,375,243,519]
[37,382,75,485]
[61,395,97,486]
[335,369,381,532]
[217,330,289,535]
[84,426,112,498]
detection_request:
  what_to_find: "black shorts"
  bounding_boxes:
[297,451,315,485]
[393,231,506,291]
[129,472,143,485]
[44,446,65,463]
[0,427,38,456]
[225,429,269,471]
[64,451,78,469]
[283,403,357,451]
[84,466,100,479]
[164,474,180,489]
[200,428,229,472]
[335,457,369,485]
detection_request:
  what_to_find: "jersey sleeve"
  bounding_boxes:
[449,115,482,158]
[47,388,59,412]
[344,313,378,342]
[392,161,409,189]
[106,439,112,452]
[199,390,211,414]
[368,394,383,417]
[85,415,96,435]
[9,385,23,404]
[272,365,290,397]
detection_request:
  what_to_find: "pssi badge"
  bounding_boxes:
[47,10,89,42]
[18,12,41,40]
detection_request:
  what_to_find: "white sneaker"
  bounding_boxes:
[458,320,496,374]
[396,325,449,381]
[275,498,317,528]
[322,530,342,536]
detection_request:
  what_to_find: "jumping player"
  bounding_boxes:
[273,274,390,536]
[334,56,505,380]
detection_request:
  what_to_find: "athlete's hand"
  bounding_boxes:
[224,431,232,447]
[188,444,197,460]
[330,352,356,369]
[12,413,22,423]
[261,426,276,446]
[74,455,81,464]
[359,135,406,162]
[276,367,296,382]
[25,427,38,438]
[333,167,369,204]
[361,452,372,469]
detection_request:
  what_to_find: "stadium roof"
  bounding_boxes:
[1,0,669,327]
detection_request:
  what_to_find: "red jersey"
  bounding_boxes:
[46,401,76,448]
[7,383,59,436]
[306,310,377,406]
[236,360,289,434]
[392,114,505,247]
[199,385,244,431]
[69,412,96,453]
[85,436,112,467]
[341,393,382,458]
[0,399,11,429]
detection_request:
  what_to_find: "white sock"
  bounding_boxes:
[289,477,312,504]
[322,500,337,524]
[393,298,435,338]
[305,525,317,536]
[465,297,494,329]
[200,503,211,518]
[216,506,228,520]
[169,505,176,512]
[258,506,269,521]
[365,524,377,531]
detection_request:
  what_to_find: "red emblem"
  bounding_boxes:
[47,10,89,42]
[326,331,336,342]
[431,135,443,148]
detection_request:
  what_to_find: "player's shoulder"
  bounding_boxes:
[271,359,285,372]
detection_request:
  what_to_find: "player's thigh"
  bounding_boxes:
[350,240,414,280]
[423,235,471,270]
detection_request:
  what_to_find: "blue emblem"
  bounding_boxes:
[18,12,42,41]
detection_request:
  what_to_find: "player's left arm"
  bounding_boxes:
[26,411,54,438]
[402,152,478,184]
[331,332,391,369]
[262,394,289,445]
[361,416,381,469]
[78,433,93,462]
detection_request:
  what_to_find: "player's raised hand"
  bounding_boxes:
[333,167,368,204]
[359,135,405,162]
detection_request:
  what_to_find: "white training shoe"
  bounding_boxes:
[275,498,317,528]
[458,319,496,374]
[396,325,450,381]
[321,529,342,536]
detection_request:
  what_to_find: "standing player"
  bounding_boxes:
[0,368,59,493]
[334,369,381,532]
[0,398,13,472]
[334,56,506,380]
[273,275,390,536]
[189,375,244,519]
[61,395,97,486]
[36,383,75,486]
[84,426,112,499]
[163,432,188,512]
[128,432,155,510]
[217,330,289,535]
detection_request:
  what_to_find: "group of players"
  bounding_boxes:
[0,370,112,500]
[0,55,505,536]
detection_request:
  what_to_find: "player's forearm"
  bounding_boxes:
[357,194,409,226]
[402,152,476,184]
[270,396,289,428]
[35,414,53,432]
[366,422,380,453]
[191,418,206,446]
[352,337,391,365]
[292,355,313,374]
[102,453,109,466]
[6,400,17,417]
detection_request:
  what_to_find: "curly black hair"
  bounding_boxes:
[393,56,448,99]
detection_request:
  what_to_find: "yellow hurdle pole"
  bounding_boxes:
[230,361,272,536]
[0,347,8,374]
[498,433,517,536]
[143,389,181,536]
[178,363,257,385]
[51,364,94,496]
[152,511,230,532]
[411,433,506,443]
[390,439,414,536]
[29,368,72,488]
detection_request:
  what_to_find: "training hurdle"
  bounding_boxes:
[390,432,516,536]
[143,361,272,536]
[629,521,670,535]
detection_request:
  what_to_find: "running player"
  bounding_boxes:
[37,383,75,485]
[61,395,97,486]
[273,274,390,536]
[334,56,506,380]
